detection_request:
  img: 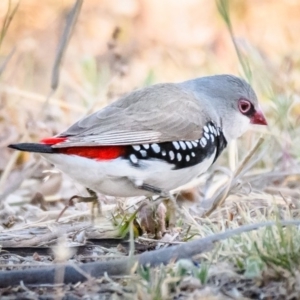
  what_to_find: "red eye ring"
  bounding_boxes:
[238,99,251,114]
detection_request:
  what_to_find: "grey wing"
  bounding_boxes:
[53,83,213,148]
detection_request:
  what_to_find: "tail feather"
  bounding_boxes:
[8,143,54,154]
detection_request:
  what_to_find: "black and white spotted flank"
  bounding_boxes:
[125,121,227,169]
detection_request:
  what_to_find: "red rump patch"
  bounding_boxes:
[40,136,125,160]
[41,137,67,145]
[57,146,126,160]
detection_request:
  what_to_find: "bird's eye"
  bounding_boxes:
[238,99,252,115]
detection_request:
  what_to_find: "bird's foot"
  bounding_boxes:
[56,188,101,223]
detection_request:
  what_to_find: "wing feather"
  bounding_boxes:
[53,83,217,148]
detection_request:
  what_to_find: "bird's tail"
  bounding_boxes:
[8,143,54,153]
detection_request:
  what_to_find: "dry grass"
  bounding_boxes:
[1,0,300,299]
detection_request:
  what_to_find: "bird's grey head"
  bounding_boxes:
[180,74,267,142]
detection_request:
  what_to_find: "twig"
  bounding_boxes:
[41,0,83,115]
[0,220,299,287]
[0,47,15,76]
[204,137,265,217]
[233,137,265,178]
[51,0,83,91]
[216,0,252,81]
[0,223,92,247]
[0,0,20,50]
[0,85,85,112]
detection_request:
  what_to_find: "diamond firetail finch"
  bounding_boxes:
[9,75,267,198]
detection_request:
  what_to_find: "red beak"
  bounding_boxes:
[250,109,267,125]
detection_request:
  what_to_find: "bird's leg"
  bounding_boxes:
[163,196,177,230]
[137,183,170,198]
[86,188,101,222]
[135,182,178,230]
[56,188,100,223]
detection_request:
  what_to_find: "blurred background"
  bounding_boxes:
[1,0,300,217]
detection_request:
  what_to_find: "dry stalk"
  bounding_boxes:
[204,137,265,217]
[51,0,83,91]
[41,0,83,116]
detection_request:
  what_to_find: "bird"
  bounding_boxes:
[9,75,267,200]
